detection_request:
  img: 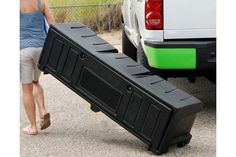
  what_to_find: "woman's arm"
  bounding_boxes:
[42,0,55,25]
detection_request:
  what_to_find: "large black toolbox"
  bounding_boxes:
[38,23,203,155]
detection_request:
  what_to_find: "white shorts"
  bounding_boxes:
[20,47,42,84]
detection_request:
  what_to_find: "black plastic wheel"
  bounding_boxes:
[122,27,137,61]
[177,141,187,148]
[155,149,168,155]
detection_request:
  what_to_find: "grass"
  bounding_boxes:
[48,0,122,32]
[48,0,120,6]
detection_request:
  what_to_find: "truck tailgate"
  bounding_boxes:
[164,0,216,39]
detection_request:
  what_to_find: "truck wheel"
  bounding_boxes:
[205,70,216,84]
[137,43,149,68]
[122,28,137,61]
[137,43,168,80]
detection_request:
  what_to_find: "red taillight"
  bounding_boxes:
[145,0,163,30]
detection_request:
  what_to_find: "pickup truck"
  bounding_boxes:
[121,0,216,83]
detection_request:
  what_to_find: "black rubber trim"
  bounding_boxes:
[144,40,216,48]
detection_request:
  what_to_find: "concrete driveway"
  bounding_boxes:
[20,31,216,157]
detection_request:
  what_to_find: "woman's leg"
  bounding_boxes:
[33,80,51,130]
[32,80,47,118]
[22,83,37,133]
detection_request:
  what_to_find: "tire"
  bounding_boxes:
[137,43,168,79]
[137,43,149,68]
[122,27,137,61]
[205,70,216,84]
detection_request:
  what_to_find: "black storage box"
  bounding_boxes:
[38,23,203,155]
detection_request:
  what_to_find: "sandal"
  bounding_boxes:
[40,112,51,130]
[22,126,38,135]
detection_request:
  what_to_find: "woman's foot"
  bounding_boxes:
[40,112,51,130]
[22,126,38,135]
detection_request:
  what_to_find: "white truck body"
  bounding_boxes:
[122,0,216,45]
[164,0,216,39]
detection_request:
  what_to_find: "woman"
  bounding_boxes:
[20,0,55,135]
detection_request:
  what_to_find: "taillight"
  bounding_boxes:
[145,0,163,30]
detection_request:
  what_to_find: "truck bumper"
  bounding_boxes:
[144,40,216,70]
